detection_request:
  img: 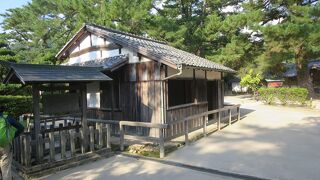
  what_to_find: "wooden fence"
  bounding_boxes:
[13,104,240,170]
[13,115,113,171]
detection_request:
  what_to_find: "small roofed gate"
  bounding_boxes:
[2,62,113,176]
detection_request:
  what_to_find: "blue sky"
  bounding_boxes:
[0,0,30,32]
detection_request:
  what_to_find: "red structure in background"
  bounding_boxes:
[265,79,284,88]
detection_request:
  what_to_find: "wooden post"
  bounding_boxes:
[237,107,240,121]
[159,128,165,158]
[49,131,55,162]
[202,116,207,136]
[32,84,41,161]
[106,124,111,149]
[120,123,124,151]
[184,120,189,145]
[70,131,76,157]
[228,109,232,125]
[97,123,103,149]
[80,128,85,154]
[20,135,25,165]
[37,134,43,162]
[23,134,31,167]
[26,116,31,132]
[89,126,94,152]
[81,84,88,153]
[60,124,66,159]
[218,111,221,131]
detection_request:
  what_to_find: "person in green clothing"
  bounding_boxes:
[0,106,24,180]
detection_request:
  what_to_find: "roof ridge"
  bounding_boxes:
[85,23,167,45]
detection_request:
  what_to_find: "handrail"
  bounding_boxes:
[185,104,240,121]
[169,104,240,125]
[179,104,241,145]
[87,118,120,125]
[119,121,168,129]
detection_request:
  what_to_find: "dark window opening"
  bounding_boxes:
[100,79,120,109]
[168,80,194,107]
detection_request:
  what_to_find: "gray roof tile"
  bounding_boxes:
[71,54,129,71]
[84,24,235,73]
[3,63,112,84]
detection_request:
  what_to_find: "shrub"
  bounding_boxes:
[0,83,31,96]
[258,87,309,105]
[240,70,261,95]
[258,88,276,104]
[0,95,32,118]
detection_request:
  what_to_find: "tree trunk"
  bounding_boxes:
[296,59,316,98]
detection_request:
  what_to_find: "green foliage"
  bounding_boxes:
[0,0,319,99]
[254,2,320,97]
[0,84,31,96]
[0,33,18,81]
[1,0,153,65]
[258,88,309,105]
[0,95,32,118]
[240,69,261,93]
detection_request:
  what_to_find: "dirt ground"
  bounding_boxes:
[166,95,320,180]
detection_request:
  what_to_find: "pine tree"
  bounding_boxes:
[255,1,320,97]
[0,33,17,81]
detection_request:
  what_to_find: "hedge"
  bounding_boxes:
[0,95,32,118]
[258,87,309,105]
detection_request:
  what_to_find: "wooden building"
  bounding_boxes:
[56,24,235,139]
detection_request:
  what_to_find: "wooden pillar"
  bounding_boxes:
[81,84,88,153]
[218,111,221,130]
[106,124,111,149]
[202,116,207,136]
[120,124,124,151]
[111,81,115,120]
[32,84,41,161]
[228,109,232,125]
[184,120,189,145]
[159,128,165,158]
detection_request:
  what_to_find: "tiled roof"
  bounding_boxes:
[86,24,235,73]
[57,23,235,73]
[3,63,112,84]
[71,54,129,71]
[283,61,320,77]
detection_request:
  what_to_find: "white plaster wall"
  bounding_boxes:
[91,34,105,46]
[207,71,221,80]
[79,35,91,50]
[69,50,101,64]
[195,70,206,79]
[167,67,193,79]
[140,56,151,62]
[101,49,119,58]
[122,47,138,63]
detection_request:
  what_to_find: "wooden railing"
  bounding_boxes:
[119,121,168,158]
[168,104,241,145]
[14,105,240,166]
[165,102,208,140]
